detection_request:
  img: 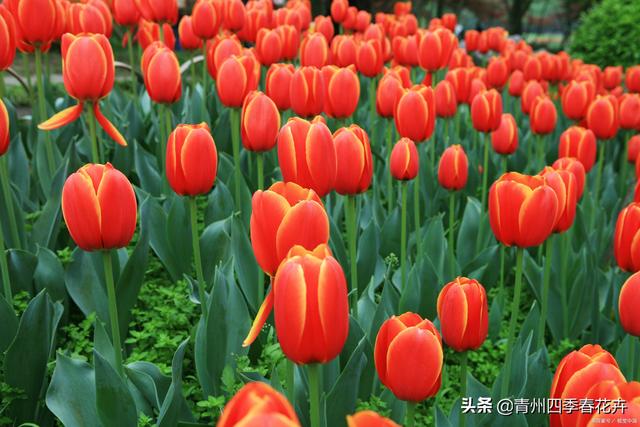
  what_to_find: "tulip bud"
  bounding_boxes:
[508,70,524,97]
[530,95,557,135]
[347,411,400,427]
[241,91,280,152]
[277,117,336,197]
[491,113,518,155]
[255,28,283,66]
[321,65,360,119]
[289,66,325,117]
[166,123,218,196]
[521,80,544,115]
[333,125,373,195]
[141,42,182,104]
[300,32,329,68]
[135,0,177,24]
[489,172,559,247]
[561,80,594,121]
[389,137,419,181]
[62,163,137,251]
[394,85,436,142]
[217,382,300,427]
[539,167,577,233]
[438,145,468,191]
[191,0,220,40]
[266,63,295,111]
[614,202,640,272]
[620,272,640,337]
[0,6,16,71]
[437,277,488,351]
[558,126,597,172]
[619,94,640,130]
[178,16,203,50]
[374,312,443,402]
[356,39,384,78]
[418,30,443,72]
[487,56,509,89]
[0,99,9,156]
[376,73,403,118]
[471,89,503,133]
[434,80,457,118]
[587,95,620,140]
[216,52,260,108]
[552,157,586,199]
[626,66,640,93]
[629,135,640,164]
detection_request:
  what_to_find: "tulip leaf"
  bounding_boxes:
[46,353,100,427]
[200,217,231,286]
[157,338,194,427]
[7,249,37,295]
[94,350,137,427]
[32,155,69,249]
[205,182,235,225]
[34,246,68,310]
[65,249,109,324]
[231,216,260,312]
[435,405,454,427]
[456,197,482,269]
[356,220,381,296]
[0,295,17,352]
[133,143,162,197]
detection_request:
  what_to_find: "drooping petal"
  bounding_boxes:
[38,102,84,130]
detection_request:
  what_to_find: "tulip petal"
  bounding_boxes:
[96,165,137,249]
[317,258,349,362]
[38,102,84,130]
[93,102,128,147]
[273,262,307,361]
[61,170,102,251]
[242,288,274,348]
[275,200,330,261]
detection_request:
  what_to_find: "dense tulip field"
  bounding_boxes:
[2,0,640,425]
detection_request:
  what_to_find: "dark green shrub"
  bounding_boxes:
[569,0,640,68]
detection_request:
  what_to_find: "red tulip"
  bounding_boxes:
[347,411,400,427]
[241,91,280,152]
[558,126,597,172]
[216,52,260,108]
[464,30,479,51]
[442,13,456,31]
[266,63,295,111]
[277,25,300,61]
[62,163,137,251]
[314,15,334,42]
[434,80,457,118]
[137,20,175,50]
[618,272,640,337]
[178,16,202,50]
[321,65,360,119]
[489,172,559,247]
[619,94,640,130]
[530,95,557,135]
[0,98,9,156]
[330,0,347,23]
[438,145,468,191]
[390,137,419,181]
[586,95,620,140]
[333,125,373,195]
[68,0,113,37]
[603,66,623,90]
[487,56,509,89]
[356,39,384,78]
[277,117,336,197]
[394,85,436,142]
[300,32,329,68]
[437,277,488,351]
[141,41,182,104]
[166,123,218,196]
[523,55,542,81]
[289,66,324,117]
[468,78,487,105]
[626,66,640,93]
[5,0,62,51]
[376,73,404,118]
[217,382,300,427]
[446,67,473,104]
[374,312,443,402]
[508,70,524,97]
[114,0,141,27]
[0,5,15,71]
[221,0,246,32]
[561,80,595,121]
[255,28,282,66]
[552,157,586,199]
[135,0,177,24]
[614,202,640,272]
[471,89,502,133]
[191,0,220,40]
[206,35,242,80]
[491,113,518,155]
[521,80,544,115]
[331,35,357,67]
[417,30,443,72]
[539,167,577,233]
[629,135,640,164]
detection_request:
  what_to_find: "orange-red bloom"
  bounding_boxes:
[614,202,640,272]
[520,80,544,115]
[266,63,295,111]
[489,172,559,247]
[333,125,372,195]
[356,39,384,78]
[330,0,347,22]
[0,99,9,156]
[446,67,473,104]
[135,0,177,24]
[552,157,586,199]
[629,135,640,164]
[619,94,640,130]
[561,80,594,121]
[217,382,300,427]
[216,52,260,108]
[374,312,443,402]
[486,56,509,90]
[141,41,182,104]
[166,123,217,196]
[322,65,360,119]
[558,126,597,172]
[178,15,202,50]
[241,91,280,152]
[205,35,242,79]
[539,167,577,233]
[277,117,336,197]
[62,163,137,251]
[464,30,479,51]
[390,137,419,181]
[255,28,283,66]
[437,277,488,351]
[191,0,220,40]
[5,0,62,51]
[314,15,334,42]
[471,89,502,133]
[221,0,246,32]
[277,25,300,61]
[491,113,518,155]
[603,66,622,90]
[347,411,400,427]
[394,85,436,142]
[619,272,640,337]
[627,66,640,93]
[434,80,457,118]
[0,6,16,70]
[530,95,557,135]
[114,0,141,27]
[586,95,620,140]
[136,20,175,50]
[300,32,329,68]
[438,145,468,191]
[289,66,324,117]
[331,35,357,67]
[376,73,404,118]
[68,0,113,37]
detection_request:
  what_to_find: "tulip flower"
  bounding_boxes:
[377,73,404,118]
[374,312,443,426]
[217,382,300,427]
[289,66,325,117]
[205,35,242,80]
[220,0,245,31]
[523,55,542,81]
[627,66,640,93]
[62,162,137,375]
[5,0,61,51]
[561,80,594,121]
[330,0,348,23]
[487,56,509,90]
[137,19,175,50]
[614,202,640,273]
[321,65,360,120]
[300,32,329,68]
[191,0,220,40]
[520,80,544,115]
[603,66,623,90]
[178,16,202,87]
[347,411,400,427]
[434,80,457,121]
[558,126,597,172]
[277,116,336,197]
[256,28,283,66]
[241,90,280,189]
[277,25,300,61]
[446,67,473,105]
[266,63,295,111]
[553,157,586,199]
[508,70,524,97]
[468,78,487,104]
[135,0,177,26]
[331,35,357,67]
[39,33,126,166]
[0,6,16,75]
[530,95,557,136]
[464,30,479,51]
[314,15,334,42]
[491,113,518,158]
[68,0,113,37]
[114,0,141,27]
[141,42,182,104]
[438,145,468,191]
[620,272,640,339]
[620,94,640,131]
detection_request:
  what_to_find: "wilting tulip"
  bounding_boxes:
[255,28,283,66]
[374,312,443,402]
[437,277,488,351]
[627,66,640,93]
[508,70,524,97]
[530,95,557,135]
[553,157,586,199]
[266,63,295,111]
[390,138,419,181]
[558,126,597,172]
[491,113,518,156]
[619,94,640,130]
[603,66,623,90]
[178,15,202,50]
[62,163,137,251]
[619,272,640,337]
[5,0,61,50]
[471,89,502,133]
[241,91,280,153]
[248,181,329,277]
[135,0,177,24]
[561,80,594,121]
[289,66,324,117]
[614,202,640,272]
[539,167,577,233]
[0,99,9,155]
[434,80,457,118]
[521,80,544,115]
[216,53,260,108]
[300,32,329,68]
[487,56,509,90]
[277,117,336,197]
[141,42,181,104]
[166,123,217,196]
[347,411,400,427]
[39,33,126,147]
[333,125,372,194]
[114,0,141,27]
[376,73,404,118]
[395,86,436,142]
[489,173,559,247]
[356,39,384,78]
[438,145,468,191]
[586,95,619,140]
[330,0,347,22]
[0,6,15,71]
[68,0,113,37]
[322,65,360,119]
[217,382,300,427]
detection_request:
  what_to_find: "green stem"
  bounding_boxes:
[189,197,207,318]
[0,72,5,99]
[620,147,629,199]
[127,29,137,96]
[629,335,636,380]
[502,156,507,175]
[538,237,554,348]
[345,195,359,316]
[0,211,12,307]
[592,270,600,343]
[460,351,468,427]
[164,105,173,154]
[257,152,264,190]
[308,364,321,427]
[560,232,570,338]
[448,191,455,276]
[591,142,605,228]
[230,108,242,209]
[35,49,55,175]
[499,245,505,299]
[286,359,295,406]
[429,138,435,175]
[369,77,376,129]
[501,247,524,397]
[158,23,165,44]
[405,402,417,427]
[0,158,20,249]
[22,54,32,99]
[480,132,489,210]
[386,120,394,213]
[87,107,100,163]
[401,182,408,290]
[444,119,449,146]
[202,44,208,122]
[102,251,123,377]
[536,134,545,168]
[414,170,423,259]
